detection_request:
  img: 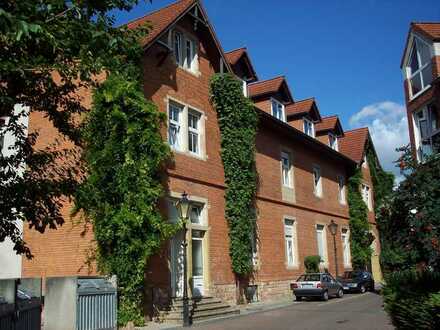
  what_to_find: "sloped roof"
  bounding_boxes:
[316,116,344,136]
[285,98,314,117]
[127,0,196,47]
[338,127,369,163]
[412,22,440,41]
[248,76,293,102]
[225,47,247,65]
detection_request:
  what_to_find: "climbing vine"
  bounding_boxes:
[347,167,372,269]
[75,74,177,325]
[209,73,258,276]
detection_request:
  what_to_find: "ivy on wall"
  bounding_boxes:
[347,167,372,269]
[74,74,177,325]
[209,73,258,276]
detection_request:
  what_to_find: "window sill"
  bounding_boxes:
[286,264,300,270]
[172,148,207,161]
[176,65,201,78]
[409,84,431,102]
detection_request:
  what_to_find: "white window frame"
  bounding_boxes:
[303,117,315,137]
[361,183,372,211]
[316,224,328,266]
[0,116,8,154]
[341,227,352,268]
[328,133,338,151]
[271,98,285,122]
[188,110,201,155]
[167,97,205,159]
[172,29,199,74]
[337,175,346,205]
[168,102,183,151]
[406,35,433,99]
[284,218,298,268]
[313,165,323,198]
[413,105,439,162]
[281,151,293,188]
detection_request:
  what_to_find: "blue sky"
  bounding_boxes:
[114,0,440,177]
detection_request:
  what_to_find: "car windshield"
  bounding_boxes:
[297,274,320,282]
[341,271,363,279]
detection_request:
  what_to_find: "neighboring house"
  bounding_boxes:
[339,128,383,283]
[401,22,440,162]
[21,0,383,315]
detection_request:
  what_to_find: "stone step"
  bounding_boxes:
[170,301,230,312]
[170,297,222,309]
[163,306,240,323]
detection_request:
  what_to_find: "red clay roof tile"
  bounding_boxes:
[412,22,440,40]
[285,98,315,116]
[248,76,286,98]
[338,127,369,163]
[126,0,196,47]
[224,47,247,65]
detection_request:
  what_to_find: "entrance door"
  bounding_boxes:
[191,230,204,297]
[171,231,184,297]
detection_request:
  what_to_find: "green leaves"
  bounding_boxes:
[76,73,174,325]
[210,73,258,276]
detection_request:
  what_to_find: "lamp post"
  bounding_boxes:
[176,192,191,327]
[328,220,339,277]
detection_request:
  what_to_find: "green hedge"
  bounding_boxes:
[304,255,321,273]
[383,270,440,329]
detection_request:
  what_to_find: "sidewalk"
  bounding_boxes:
[135,298,297,330]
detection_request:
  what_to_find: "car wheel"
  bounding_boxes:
[337,288,344,298]
[295,295,302,301]
[360,285,366,294]
[321,291,329,301]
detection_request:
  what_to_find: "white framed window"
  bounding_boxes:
[284,218,297,267]
[281,151,293,188]
[316,224,328,264]
[173,30,198,73]
[167,99,204,158]
[168,102,183,151]
[271,98,285,122]
[338,175,346,205]
[189,204,203,225]
[361,183,372,211]
[341,228,351,267]
[406,36,433,98]
[188,110,200,155]
[0,117,7,154]
[328,133,338,151]
[413,104,439,162]
[303,118,315,137]
[313,165,322,197]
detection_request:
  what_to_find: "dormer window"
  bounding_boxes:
[406,36,433,98]
[328,133,338,151]
[271,98,285,122]
[303,118,315,137]
[173,30,198,73]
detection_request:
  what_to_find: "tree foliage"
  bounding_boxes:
[379,147,440,272]
[0,0,148,256]
[74,74,176,325]
[304,255,321,273]
[209,73,258,276]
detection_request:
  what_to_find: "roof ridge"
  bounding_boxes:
[343,127,369,134]
[290,97,315,104]
[412,21,440,25]
[225,47,247,54]
[248,75,285,85]
[321,115,338,119]
[125,0,195,27]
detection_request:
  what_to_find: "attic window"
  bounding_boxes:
[329,133,338,151]
[173,30,198,73]
[271,98,285,122]
[407,36,433,98]
[303,118,315,137]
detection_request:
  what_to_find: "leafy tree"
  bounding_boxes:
[74,73,176,325]
[0,0,148,256]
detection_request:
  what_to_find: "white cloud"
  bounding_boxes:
[349,101,409,181]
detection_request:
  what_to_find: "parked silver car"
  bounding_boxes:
[292,273,344,301]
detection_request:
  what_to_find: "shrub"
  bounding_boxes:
[383,270,440,329]
[304,255,321,273]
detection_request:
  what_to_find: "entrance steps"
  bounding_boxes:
[158,296,240,323]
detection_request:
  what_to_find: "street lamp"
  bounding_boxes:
[328,220,339,277]
[175,192,191,327]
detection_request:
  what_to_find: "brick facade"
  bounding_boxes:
[22,0,383,312]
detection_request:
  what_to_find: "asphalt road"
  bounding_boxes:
[188,293,394,330]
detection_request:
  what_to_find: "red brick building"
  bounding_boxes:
[401,22,440,161]
[22,0,383,313]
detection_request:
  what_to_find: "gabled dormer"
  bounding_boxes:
[401,22,440,101]
[248,76,294,122]
[315,116,344,151]
[225,47,258,96]
[285,98,322,138]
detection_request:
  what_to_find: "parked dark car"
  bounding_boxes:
[292,273,344,301]
[338,271,375,293]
